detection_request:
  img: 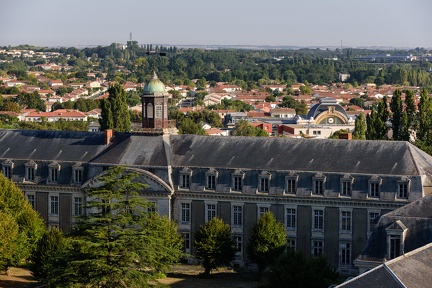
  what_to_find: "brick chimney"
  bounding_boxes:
[339,132,352,140]
[104,129,113,145]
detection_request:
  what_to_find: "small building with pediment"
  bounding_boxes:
[279,97,355,138]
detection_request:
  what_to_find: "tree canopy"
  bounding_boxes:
[247,212,287,272]
[193,217,236,275]
[99,83,131,132]
[36,166,183,287]
[232,120,269,137]
[0,174,45,271]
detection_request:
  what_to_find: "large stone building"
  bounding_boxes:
[2,76,432,274]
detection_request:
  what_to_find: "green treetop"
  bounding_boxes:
[99,83,131,132]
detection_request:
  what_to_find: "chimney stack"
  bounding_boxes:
[339,132,352,140]
[104,129,113,145]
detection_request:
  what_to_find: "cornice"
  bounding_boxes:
[174,191,406,209]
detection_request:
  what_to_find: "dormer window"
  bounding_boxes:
[285,172,298,194]
[397,177,410,199]
[205,169,218,190]
[48,162,60,183]
[2,159,14,179]
[258,171,272,193]
[340,174,353,197]
[25,160,37,182]
[179,168,192,189]
[368,176,382,198]
[312,173,326,195]
[386,220,407,260]
[72,163,84,184]
[231,170,245,192]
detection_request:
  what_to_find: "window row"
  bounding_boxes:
[2,161,84,183]
[181,203,243,226]
[300,239,352,266]
[178,170,410,199]
[180,203,380,234]
[27,194,84,216]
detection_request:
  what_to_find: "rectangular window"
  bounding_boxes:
[233,175,242,191]
[258,206,269,218]
[340,211,352,232]
[286,208,296,229]
[27,194,35,209]
[259,178,269,192]
[286,178,296,194]
[369,212,380,232]
[74,169,82,183]
[234,235,242,254]
[312,240,324,257]
[314,179,324,195]
[207,175,216,190]
[313,209,324,231]
[50,196,59,215]
[180,174,190,189]
[389,235,401,259]
[26,167,35,182]
[181,203,190,223]
[50,168,58,182]
[341,181,352,196]
[182,232,190,253]
[369,182,379,198]
[287,239,296,250]
[3,166,11,179]
[74,197,83,216]
[398,183,408,199]
[207,204,216,222]
[340,242,351,265]
[233,206,243,226]
[147,202,157,213]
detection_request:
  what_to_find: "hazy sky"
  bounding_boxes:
[2,0,432,48]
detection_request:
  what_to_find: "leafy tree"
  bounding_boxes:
[0,174,45,271]
[30,227,70,287]
[52,166,183,287]
[99,83,131,132]
[299,84,312,95]
[267,248,338,288]
[247,212,286,271]
[178,117,206,135]
[232,120,269,137]
[349,97,364,108]
[1,100,22,113]
[366,97,389,140]
[265,95,276,102]
[353,113,366,140]
[194,217,236,275]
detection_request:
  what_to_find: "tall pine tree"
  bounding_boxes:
[99,83,131,132]
[51,166,183,287]
[390,89,403,140]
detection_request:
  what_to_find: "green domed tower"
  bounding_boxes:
[141,72,169,129]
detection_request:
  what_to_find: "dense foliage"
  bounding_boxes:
[0,174,45,271]
[266,248,339,288]
[247,212,287,271]
[99,83,131,132]
[194,217,236,275]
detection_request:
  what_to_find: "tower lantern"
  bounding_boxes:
[141,72,169,129]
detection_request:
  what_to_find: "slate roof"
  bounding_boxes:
[339,243,432,288]
[169,134,432,176]
[357,194,432,262]
[91,133,168,167]
[0,129,107,162]
[2,130,432,178]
